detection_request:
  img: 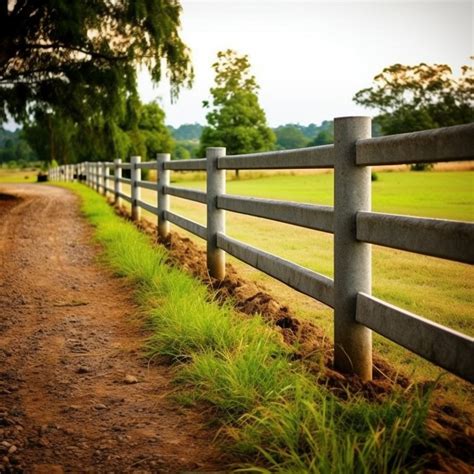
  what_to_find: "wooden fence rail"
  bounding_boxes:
[49,116,474,383]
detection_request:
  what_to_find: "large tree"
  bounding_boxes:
[199,50,275,164]
[0,0,192,126]
[353,61,474,135]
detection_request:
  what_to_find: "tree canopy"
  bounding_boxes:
[1,0,192,165]
[353,62,474,135]
[0,0,192,123]
[0,127,36,165]
[199,50,275,158]
[22,99,173,164]
[274,125,308,149]
[168,123,203,141]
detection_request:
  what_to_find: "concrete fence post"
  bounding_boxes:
[96,163,100,191]
[334,116,372,381]
[206,147,226,280]
[85,162,89,186]
[130,155,141,222]
[157,153,170,240]
[114,158,122,207]
[103,162,108,196]
[96,162,102,192]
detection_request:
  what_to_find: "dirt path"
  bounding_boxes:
[0,184,228,473]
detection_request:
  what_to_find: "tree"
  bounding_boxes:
[308,129,333,147]
[23,99,173,165]
[353,62,474,136]
[130,102,174,159]
[168,123,203,141]
[0,0,192,126]
[199,49,275,175]
[274,125,308,149]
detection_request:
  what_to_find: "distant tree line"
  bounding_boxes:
[0,128,37,166]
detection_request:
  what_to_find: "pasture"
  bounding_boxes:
[123,169,473,391]
[0,167,39,183]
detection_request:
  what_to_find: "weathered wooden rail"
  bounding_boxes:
[49,117,474,383]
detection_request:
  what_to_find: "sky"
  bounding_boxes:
[138,0,473,127]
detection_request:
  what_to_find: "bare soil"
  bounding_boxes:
[0,184,230,473]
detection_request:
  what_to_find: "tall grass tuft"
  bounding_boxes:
[61,183,434,473]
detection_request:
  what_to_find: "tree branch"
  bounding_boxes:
[23,42,128,62]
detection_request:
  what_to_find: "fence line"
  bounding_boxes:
[49,117,474,383]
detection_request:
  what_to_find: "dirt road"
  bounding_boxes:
[0,184,227,473]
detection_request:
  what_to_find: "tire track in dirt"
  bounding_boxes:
[0,184,229,473]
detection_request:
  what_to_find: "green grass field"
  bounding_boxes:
[121,170,473,392]
[0,167,39,183]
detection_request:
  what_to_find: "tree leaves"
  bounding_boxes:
[200,50,275,157]
[353,61,474,135]
[0,0,193,121]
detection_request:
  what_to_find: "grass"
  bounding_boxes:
[0,167,39,183]
[60,182,438,473]
[118,170,473,393]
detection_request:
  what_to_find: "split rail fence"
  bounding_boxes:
[49,117,474,383]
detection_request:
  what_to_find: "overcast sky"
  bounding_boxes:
[138,0,473,127]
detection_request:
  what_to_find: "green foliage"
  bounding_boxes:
[274,125,309,149]
[23,99,173,165]
[308,129,334,146]
[0,0,192,123]
[354,61,474,170]
[64,182,437,473]
[0,127,36,164]
[354,62,474,135]
[168,123,203,141]
[199,50,275,157]
[128,102,174,159]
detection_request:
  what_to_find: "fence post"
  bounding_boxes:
[206,147,226,280]
[334,116,372,381]
[131,155,141,221]
[157,153,170,240]
[96,162,102,192]
[114,158,122,207]
[102,162,108,196]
